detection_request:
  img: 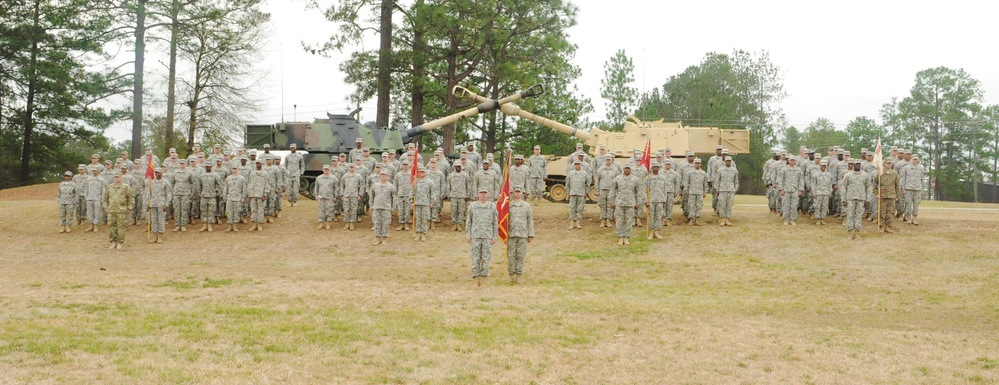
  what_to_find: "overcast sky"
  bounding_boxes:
[106,0,999,142]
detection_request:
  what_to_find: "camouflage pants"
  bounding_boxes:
[59,203,75,226]
[568,195,585,220]
[598,190,613,220]
[287,176,300,203]
[648,202,666,230]
[265,192,277,216]
[86,200,102,225]
[414,205,430,234]
[905,190,921,217]
[895,195,907,217]
[191,192,200,218]
[373,209,391,237]
[274,189,284,212]
[430,198,441,222]
[200,197,217,223]
[132,195,144,221]
[317,198,335,222]
[813,195,830,219]
[717,191,735,219]
[470,238,492,278]
[767,185,778,211]
[614,205,635,238]
[107,212,127,243]
[226,200,242,224]
[664,193,675,221]
[845,200,864,231]
[866,193,877,217]
[150,207,167,233]
[529,177,545,198]
[799,191,811,214]
[508,237,528,275]
[681,190,690,217]
[688,193,705,219]
[76,196,87,222]
[396,196,411,224]
[342,197,360,223]
[451,198,467,224]
[781,193,799,221]
[880,198,897,229]
[173,196,191,226]
[710,188,718,211]
[250,198,266,223]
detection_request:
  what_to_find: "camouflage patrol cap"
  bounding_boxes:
[193,144,201,149]
[460,155,467,159]
[788,157,797,162]
[179,159,187,164]
[912,155,920,160]
[429,159,437,164]
[230,166,238,170]
[263,144,270,148]
[598,145,606,150]
[486,153,495,158]
[573,160,581,165]
[92,154,100,159]
[513,186,523,192]
[694,158,702,163]
[215,158,223,163]
[460,149,468,153]
[514,154,523,160]
[836,148,844,154]
[534,145,541,150]
[156,167,165,172]
[104,160,113,165]
[883,159,892,165]
[322,165,330,170]
[418,167,427,173]
[348,163,355,168]
[381,153,388,158]
[715,145,724,150]
[379,170,388,175]
[722,149,730,154]
[819,160,828,166]
[249,150,257,154]
[843,151,851,156]
[608,151,616,156]
[724,156,733,161]
[77,164,86,169]
[576,143,583,148]
[213,144,221,148]
[363,147,370,152]
[401,160,409,165]
[289,143,296,148]
[169,147,177,153]
[622,164,632,169]
[64,171,73,177]
[651,162,661,168]
[904,149,912,154]
[685,151,694,156]
[408,143,416,148]
[477,188,488,193]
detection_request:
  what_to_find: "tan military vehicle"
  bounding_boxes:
[453,86,751,202]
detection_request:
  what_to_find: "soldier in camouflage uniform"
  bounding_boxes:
[73,165,88,225]
[340,164,365,230]
[683,159,708,225]
[426,160,446,226]
[679,151,696,219]
[509,154,530,197]
[764,151,781,215]
[646,163,668,238]
[103,173,134,250]
[84,168,106,232]
[594,156,619,228]
[314,165,339,230]
[473,160,500,200]
[246,161,268,231]
[369,171,396,245]
[661,162,680,226]
[272,157,287,217]
[714,157,739,226]
[566,160,590,229]
[706,145,724,215]
[285,143,305,206]
[349,138,364,162]
[127,162,146,225]
[810,160,834,225]
[412,168,437,241]
[527,145,547,201]
[57,171,77,233]
[507,187,534,283]
[146,168,172,243]
[467,189,498,286]
[841,160,871,239]
[197,164,221,232]
[610,164,643,245]
[394,161,412,231]
[778,157,804,225]
[901,155,924,225]
[447,163,472,231]
[170,160,195,232]
[863,153,878,221]
[222,166,247,232]
[262,157,280,223]
[875,159,901,233]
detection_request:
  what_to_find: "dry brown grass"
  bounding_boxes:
[1,186,997,384]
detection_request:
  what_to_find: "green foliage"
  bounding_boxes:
[781,126,802,153]
[599,49,637,129]
[801,117,848,151]
[844,116,886,153]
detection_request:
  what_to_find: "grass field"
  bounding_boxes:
[1,184,997,384]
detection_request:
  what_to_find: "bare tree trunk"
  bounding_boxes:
[375,0,393,131]
[131,0,146,159]
[443,48,458,153]
[166,0,179,153]
[19,0,41,185]
[409,2,425,148]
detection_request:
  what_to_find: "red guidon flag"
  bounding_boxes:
[496,148,512,243]
[409,145,420,185]
[873,138,884,176]
[639,135,652,171]
[144,152,155,179]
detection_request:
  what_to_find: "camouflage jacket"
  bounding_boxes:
[661,169,680,193]
[810,170,834,196]
[58,181,77,204]
[102,182,134,214]
[707,155,724,181]
[610,174,644,206]
[285,152,305,175]
[874,169,901,199]
[84,176,106,201]
[646,173,670,203]
[340,172,365,198]
[684,169,708,194]
[778,167,804,193]
[714,166,739,193]
[473,169,500,199]
[199,172,222,198]
[349,148,364,163]
[73,173,88,197]
[170,169,195,196]
[146,178,172,207]
[465,200,498,239]
[446,171,473,199]
[564,150,591,173]
[413,178,437,206]
[840,171,871,201]
[314,174,339,200]
[122,174,142,198]
[901,164,924,191]
[427,169,446,198]
[246,170,268,198]
[528,155,547,178]
[223,175,247,202]
[507,199,534,238]
[393,173,412,198]
[509,164,530,192]
[370,182,396,210]
[85,162,106,175]
[595,165,620,190]
[566,169,591,196]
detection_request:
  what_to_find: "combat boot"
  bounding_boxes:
[172,226,180,232]
[199,224,208,232]
[617,238,624,246]
[624,238,630,245]
[396,224,404,231]
[656,231,664,239]
[325,222,331,230]
[476,276,482,287]
[404,224,410,231]
[59,226,66,233]
[225,224,233,232]
[108,242,115,249]
[693,218,701,226]
[912,217,919,225]
[647,232,654,240]
[884,226,894,234]
[790,221,796,226]
[783,221,789,226]
[428,221,433,230]
[207,224,213,232]
[266,216,273,223]
[598,219,605,228]
[850,230,857,240]
[372,237,381,245]
[156,234,163,243]
[316,223,325,230]
[568,220,574,230]
[181,226,188,232]
[350,223,356,230]
[575,220,582,229]
[115,243,123,250]
[343,223,350,230]
[65,226,72,233]
[275,210,281,218]
[232,224,239,232]
[380,238,387,245]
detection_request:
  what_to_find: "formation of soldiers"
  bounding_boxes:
[763,146,926,239]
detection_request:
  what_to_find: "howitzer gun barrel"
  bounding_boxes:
[452,85,592,142]
[401,84,545,143]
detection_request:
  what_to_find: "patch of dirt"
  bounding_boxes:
[0,182,58,201]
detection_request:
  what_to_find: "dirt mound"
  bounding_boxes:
[0,182,58,201]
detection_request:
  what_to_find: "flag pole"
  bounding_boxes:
[502,147,511,279]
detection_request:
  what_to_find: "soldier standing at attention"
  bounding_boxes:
[467,188,498,287]
[646,163,667,239]
[566,160,590,229]
[103,173,134,250]
[285,143,305,206]
[714,156,739,226]
[197,164,221,232]
[370,171,396,245]
[349,138,364,162]
[610,164,643,245]
[272,157,287,217]
[426,160,446,227]
[246,161,268,231]
[901,155,924,225]
[412,168,436,241]
[684,159,708,226]
[509,154,530,196]
[73,165,88,225]
[394,160,412,231]
[661,162,680,226]
[473,160,499,200]
[119,165,141,225]
[262,157,279,223]
[147,168,172,242]
[810,160,834,225]
[679,150,696,220]
[841,160,871,239]
[507,187,534,284]
[706,145,724,215]
[447,163,472,231]
[57,171,77,233]
[594,156,619,228]
[170,160,195,232]
[84,168,106,232]
[527,145,547,202]
[465,143,482,172]
[315,165,339,230]
[222,166,247,232]
[778,157,804,226]
[875,160,902,233]
[340,164,365,230]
